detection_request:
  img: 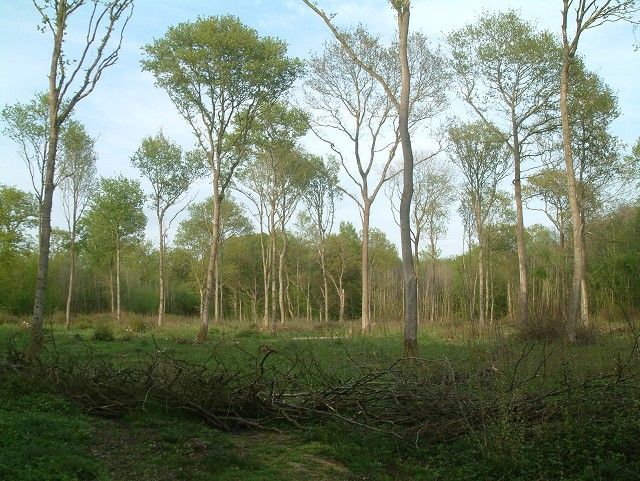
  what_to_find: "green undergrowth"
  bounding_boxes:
[1,319,640,480]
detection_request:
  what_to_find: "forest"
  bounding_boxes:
[1,1,640,480]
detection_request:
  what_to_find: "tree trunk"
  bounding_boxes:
[110,265,115,317]
[116,237,121,323]
[361,202,371,332]
[270,205,278,332]
[197,176,222,342]
[157,215,166,326]
[278,228,288,326]
[560,23,584,342]
[320,244,329,323]
[214,252,220,323]
[29,8,65,356]
[396,4,418,356]
[477,238,485,328]
[259,211,270,328]
[512,124,529,327]
[65,215,76,329]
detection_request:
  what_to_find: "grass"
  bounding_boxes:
[1,313,640,480]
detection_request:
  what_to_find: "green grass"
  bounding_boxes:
[1,316,640,480]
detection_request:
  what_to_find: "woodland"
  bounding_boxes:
[1,1,640,480]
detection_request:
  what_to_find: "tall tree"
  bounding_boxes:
[300,156,341,324]
[0,185,38,255]
[303,0,448,353]
[525,168,570,250]
[175,196,252,320]
[239,101,312,329]
[388,157,454,323]
[559,0,638,340]
[84,176,146,323]
[1,93,68,227]
[449,11,561,328]
[305,26,399,335]
[448,121,511,327]
[131,131,203,326]
[59,120,96,329]
[29,0,133,355]
[141,16,302,341]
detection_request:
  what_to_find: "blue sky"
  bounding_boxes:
[0,1,638,256]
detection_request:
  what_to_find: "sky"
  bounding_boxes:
[0,0,638,257]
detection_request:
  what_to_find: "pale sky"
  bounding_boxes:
[0,1,638,256]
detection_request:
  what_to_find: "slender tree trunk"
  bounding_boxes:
[320,244,329,323]
[396,4,418,356]
[414,230,421,325]
[270,203,277,332]
[110,265,115,317]
[512,126,529,327]
[306,280,311,323]
[477,238,485,328]
[197,175,222,342]
[560,25,584,342]
[29,11,65,356]
[579,212,589,326]
[65,213,77,329]
[116,237,121,323]
[157,215,166,326]
[278,227,288,326]
[361,202,371,332]
[259,208,270,328]
[214,253,220,323]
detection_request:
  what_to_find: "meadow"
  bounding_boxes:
[1,313,640,480]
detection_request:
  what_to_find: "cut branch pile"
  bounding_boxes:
[2,339,639,446]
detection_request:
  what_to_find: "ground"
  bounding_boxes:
[1,315,640,480]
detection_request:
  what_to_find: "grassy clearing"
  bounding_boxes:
[1,314,640,480]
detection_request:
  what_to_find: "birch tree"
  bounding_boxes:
[29,0,133,355]
[303,0,447,353]
[299,156,341,324]
[59,120,96,329]
[449,11,561,328]
[131,131,203,326]
[141,16,301,341]
[84,176,146,323]
[448,121,511,327]
[559,0,638,340]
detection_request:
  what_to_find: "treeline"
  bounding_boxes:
[2,181,639,326]
[1,4,640,343]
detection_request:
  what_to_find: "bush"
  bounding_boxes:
[128,316,150,333]
[91,324,114,342]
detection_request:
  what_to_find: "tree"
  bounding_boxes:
[448,121,511,327]
[0,185,38,255]
[559,0,638,340]
[175,196,252,320]
[141,16,302,342]
[449,11,561,328]
[627,138,640,190]
[303,0,448,353]
[326,221,362,322]
[239,101,313,330]
[84,177,146,323]
[2,94,56,218]
[388,157,454,323]
[59,120,96,328]
[305,26,399,335]
[29,0,134,355]
[525,168,570,250]
[131,131,203,326]
[300,156,341,324]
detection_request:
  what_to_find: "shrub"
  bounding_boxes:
[128,316,150,333]
[91,324,114,342]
